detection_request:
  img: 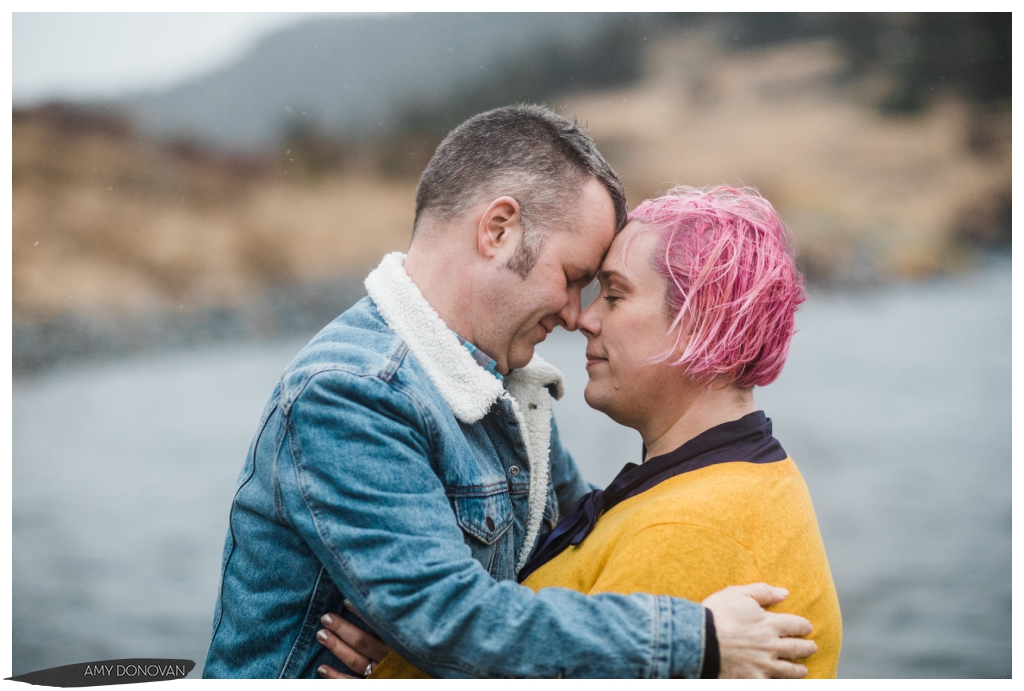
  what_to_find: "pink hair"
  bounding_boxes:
[628,185,806,388]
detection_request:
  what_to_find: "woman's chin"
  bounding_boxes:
[585,382,639,430]
[583,382,613,414]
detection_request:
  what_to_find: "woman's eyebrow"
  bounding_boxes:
[599,268,633,290]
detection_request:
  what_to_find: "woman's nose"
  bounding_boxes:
[577,300,600,338]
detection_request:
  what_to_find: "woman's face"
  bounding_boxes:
[578,221,685,430]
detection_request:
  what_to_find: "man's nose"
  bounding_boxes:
[558,289,583,331]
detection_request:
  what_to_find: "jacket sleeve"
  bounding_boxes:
[548,414,598,516]
[275,368,706,678]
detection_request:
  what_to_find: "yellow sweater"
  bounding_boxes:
[371,458,841,678]
[522,458,841,678]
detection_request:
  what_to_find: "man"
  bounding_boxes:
[203,105,816,678]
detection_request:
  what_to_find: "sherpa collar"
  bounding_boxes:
[364,252,563,423]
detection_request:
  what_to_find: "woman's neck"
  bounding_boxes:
[641,383,758,462]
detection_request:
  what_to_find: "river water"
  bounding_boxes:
[12,260,1010,678]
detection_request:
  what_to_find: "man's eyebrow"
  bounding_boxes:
[567,263,595,281]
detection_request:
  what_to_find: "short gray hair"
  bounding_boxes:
[413,104,628,276]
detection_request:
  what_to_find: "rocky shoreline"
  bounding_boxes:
[14,248,1009,376]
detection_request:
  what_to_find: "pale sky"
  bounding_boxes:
[13,13,312,105]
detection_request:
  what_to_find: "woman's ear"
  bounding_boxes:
[477,196,522,259]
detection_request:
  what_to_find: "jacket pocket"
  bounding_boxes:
[450,489,514,546]
[280,565,341,678]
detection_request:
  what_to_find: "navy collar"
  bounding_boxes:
[619,410,787,502]
[517,411,787,582]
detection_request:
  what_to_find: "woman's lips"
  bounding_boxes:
[585,355,607,369]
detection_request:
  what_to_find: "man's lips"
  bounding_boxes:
[531,322,552,344]
[585,352,607,368]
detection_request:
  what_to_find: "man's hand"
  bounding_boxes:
[315,601,393,679]
[702,583,817,679]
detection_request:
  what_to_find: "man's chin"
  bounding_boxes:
[507,345,537,371]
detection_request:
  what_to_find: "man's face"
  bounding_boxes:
[484,178,617,373]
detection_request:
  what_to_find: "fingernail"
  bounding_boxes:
[316,629,328,643]
[343,598,355,610]
[777,588,789,597]
[316,666,327,677]
[321,613,333,626]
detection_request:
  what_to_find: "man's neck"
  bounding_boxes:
[641,384,758,462]
[403,244,477,343]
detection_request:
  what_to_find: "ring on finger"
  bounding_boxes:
[363,662,375,677]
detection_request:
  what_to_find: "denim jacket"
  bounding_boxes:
[203,253,708,678]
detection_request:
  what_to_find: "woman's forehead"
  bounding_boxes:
[605,222,660,276]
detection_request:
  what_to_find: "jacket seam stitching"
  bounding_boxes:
[650,595,662,678]
[208,399,278,645]
[700,600,707,680]
[380,341,408,382]
[444,482,510,497]
[282,358,406,414]
[278,565,329,678]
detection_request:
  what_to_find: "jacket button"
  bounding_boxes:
[485,516,495,531]
[509,466,520,476]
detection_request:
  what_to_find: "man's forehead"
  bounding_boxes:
[551,228,613,273]
[561,256,599,280]
[569,179,617,245]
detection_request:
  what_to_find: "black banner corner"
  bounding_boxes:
[6,659,196,687]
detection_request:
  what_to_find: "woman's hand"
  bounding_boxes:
[315,600,393,679]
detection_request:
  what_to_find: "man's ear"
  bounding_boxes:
[477,196,521,259]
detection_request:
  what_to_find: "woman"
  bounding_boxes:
[318,185,841,678]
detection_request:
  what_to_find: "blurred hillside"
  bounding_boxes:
[12,13,1011,370]
[119,13,1011,152]
[124,13,637,150]
[560,34,1010,282]
[14,106,415,317]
